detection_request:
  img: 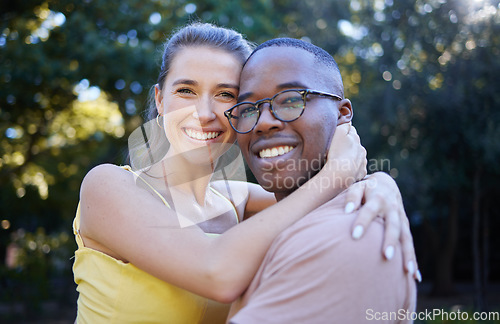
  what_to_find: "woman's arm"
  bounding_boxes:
[80,124,365,304]
[240,125,420,281]
[242,170,420,282]
[242,123,366,220]
[239,183,276,220]
[324,126,419,280]
[344,172,421,281]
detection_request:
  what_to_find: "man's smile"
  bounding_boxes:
[258,145,296,158]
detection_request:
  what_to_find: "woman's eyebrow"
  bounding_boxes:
[171,80,238,91]
[217,83,239,90]
[172,79,198,86]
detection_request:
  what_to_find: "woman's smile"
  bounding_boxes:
[183,127,223,141]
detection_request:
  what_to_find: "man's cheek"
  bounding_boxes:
[260,171,274,191]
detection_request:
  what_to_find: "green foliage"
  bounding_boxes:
[1,227,75,319]
[1,0,499,319]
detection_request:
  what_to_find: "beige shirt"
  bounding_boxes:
[228,191,417,324]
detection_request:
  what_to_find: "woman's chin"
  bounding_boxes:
[170,142,233,167]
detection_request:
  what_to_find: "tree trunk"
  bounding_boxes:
[482,197,490,311]
[472,166,485,310]
[431,192,459,296]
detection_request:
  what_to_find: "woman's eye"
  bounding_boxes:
[176,88,195,94]
[219,91,236,99]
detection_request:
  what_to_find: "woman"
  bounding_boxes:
[73,23,417,323]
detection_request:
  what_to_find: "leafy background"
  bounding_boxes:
[1,0,499,322]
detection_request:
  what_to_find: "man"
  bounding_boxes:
[225,38,417,323]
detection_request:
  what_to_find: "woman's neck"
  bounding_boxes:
[136,154,238,231]
[148,152,216,206]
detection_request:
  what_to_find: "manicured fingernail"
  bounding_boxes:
[384,245,394,260]
[407,261,415,276]
[416,270,422,283]
[345,202,355,213]
[352,225,364,239]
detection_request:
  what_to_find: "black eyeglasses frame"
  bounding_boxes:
[224,89,342,134]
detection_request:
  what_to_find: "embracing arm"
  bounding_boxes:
[79,131,362,304]
[243,172,420,281]
[343,171,421,281]
[240,124,419,281]
[242,123,366,220]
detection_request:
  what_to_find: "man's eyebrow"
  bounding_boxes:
[237,81,309,102]
[238,92,253,102]
[277,81,309,90]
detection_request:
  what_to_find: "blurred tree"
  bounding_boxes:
[1,0,499,319]
[0,0,280,317]
[316,0,500,304]
[248,0,500,304]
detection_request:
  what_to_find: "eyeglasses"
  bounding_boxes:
[224,89,342,134]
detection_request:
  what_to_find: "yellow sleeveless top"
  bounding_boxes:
[73,166,239,324]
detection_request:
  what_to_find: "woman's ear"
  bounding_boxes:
[337,98,353,125]
[154,84,164,115]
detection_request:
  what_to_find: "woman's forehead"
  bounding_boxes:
[166,47,243,85]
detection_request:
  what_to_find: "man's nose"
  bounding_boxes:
[253,102,285,134]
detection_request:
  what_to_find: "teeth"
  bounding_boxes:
[259,145,294,158]
[185,129,221,141]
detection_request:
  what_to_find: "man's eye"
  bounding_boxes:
[240,106,258,117]
[282,97,301,105]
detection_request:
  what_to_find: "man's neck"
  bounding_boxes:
[274,193,286,202]
[274,170,320,202]
[274,187,297,202]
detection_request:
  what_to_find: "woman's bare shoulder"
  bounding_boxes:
[80,164,138,201]
[82,164,133,185]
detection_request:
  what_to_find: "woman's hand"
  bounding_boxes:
[345,172,421,282]
[322,123,367,191]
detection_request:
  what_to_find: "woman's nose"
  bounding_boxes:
[194,98,216,124]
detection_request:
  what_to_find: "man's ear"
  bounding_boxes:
[337,98,353,125]
[154,84,164,115]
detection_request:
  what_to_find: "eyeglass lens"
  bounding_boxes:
[231,91,305,133]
